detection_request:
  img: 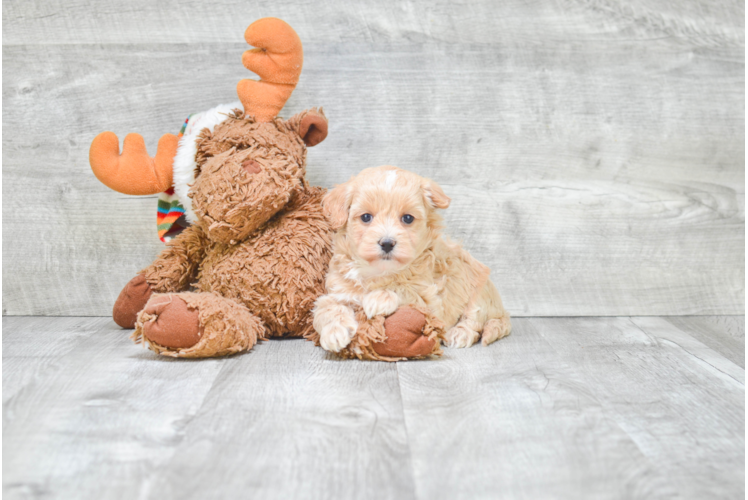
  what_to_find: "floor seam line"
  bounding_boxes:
[396,362,420,500]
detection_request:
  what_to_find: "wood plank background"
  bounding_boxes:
[2,0,744,316]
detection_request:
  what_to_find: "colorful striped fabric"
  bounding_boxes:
[156,115,193,242]
[157,187,188,242]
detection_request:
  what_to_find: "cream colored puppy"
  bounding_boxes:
[313,165,511,353]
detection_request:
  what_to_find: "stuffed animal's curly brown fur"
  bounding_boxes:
[127,110,333,356]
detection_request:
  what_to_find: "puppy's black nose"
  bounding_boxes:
[379,238,396,254]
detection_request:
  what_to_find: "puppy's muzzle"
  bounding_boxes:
[379,238,396,254]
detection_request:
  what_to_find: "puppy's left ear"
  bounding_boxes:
[323,178,354,230]
[286,107,328,147]
[422,179,451,209]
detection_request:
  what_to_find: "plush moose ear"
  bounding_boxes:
[323,178,353,230]
[287,108,328,147]
[422,179,451,209]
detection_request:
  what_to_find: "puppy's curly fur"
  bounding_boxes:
[313,166,511,354]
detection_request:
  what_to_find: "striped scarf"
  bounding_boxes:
[156,116,192,242]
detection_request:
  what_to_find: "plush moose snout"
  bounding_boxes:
[190,149,301,244]
[242,158,262,174]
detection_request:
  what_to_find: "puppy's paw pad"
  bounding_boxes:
[445,325,480,348]
[363,289,399,319]
[320,322,357,353]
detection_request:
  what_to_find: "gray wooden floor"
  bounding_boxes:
[3,315,743,499]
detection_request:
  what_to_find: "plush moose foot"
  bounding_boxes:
[338,305,444,361]
[134,292,265,358]
[140,294,203,348]
[371,308,437,358]
[113,274,153,328]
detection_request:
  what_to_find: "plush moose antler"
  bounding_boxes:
[89,131,179,195]
[238,17,303,122]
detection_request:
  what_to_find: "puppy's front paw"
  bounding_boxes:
[363,289,399,319]
[319,324,355,352]
[320,322,357,352]
[444,324,480,348]
[313,297,358,353]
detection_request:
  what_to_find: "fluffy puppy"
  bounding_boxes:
[313,165,511,354]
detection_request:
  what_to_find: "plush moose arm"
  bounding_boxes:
[112,214,207,329]
[142,224,209,293]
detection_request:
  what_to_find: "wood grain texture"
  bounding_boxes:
[665,315,745,368]
[397,316,744,499]
[2,317,226,499]
[3,0,743,46]
[3,315,744,499]
[2,0,744,316]
[2,316,415,500]
[139,340,415,500]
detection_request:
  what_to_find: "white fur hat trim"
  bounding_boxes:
[172,101,241,222]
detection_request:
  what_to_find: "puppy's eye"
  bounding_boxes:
[361,213,373,223]
[401,214,415,224]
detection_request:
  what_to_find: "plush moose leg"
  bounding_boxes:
[340,305,445,361]
[133,292,265,358]
[112,274,153,328]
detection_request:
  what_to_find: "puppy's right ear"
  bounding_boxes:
[422,179,451,209]
[323,179,353,230]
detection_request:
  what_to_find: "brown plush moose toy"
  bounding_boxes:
[89,18,442,359]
